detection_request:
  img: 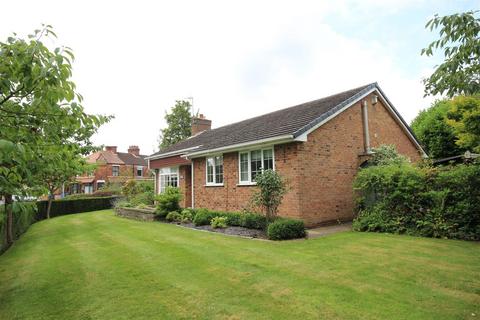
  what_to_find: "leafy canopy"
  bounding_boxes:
[446,95,480,153]
[0,25,111,198]
[411,100,465,159]
[158,100,192,149]
[422,11,480,97]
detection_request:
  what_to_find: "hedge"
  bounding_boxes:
[36,196,119,220]
[353,163,480,240]
[0,202,37,254]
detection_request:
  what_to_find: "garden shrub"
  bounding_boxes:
[180,208,195,223]
[224,211,242,226]
[193,209,222,226]
[353,160,480,240]
[122,180,154,206]
[166,211,182,222]
[241,212,267,230]
[267,218,306,240]
[211,216,227,229]
[192,208,267,229]
[155,187,182,218]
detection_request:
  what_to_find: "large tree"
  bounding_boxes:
[158,100,192,149]
[411,99,464,159]
[446,95,480,153]
[421,10,480,97]
[0,26,111,245]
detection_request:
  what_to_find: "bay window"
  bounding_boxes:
[239,148,274,184]
[206,155,223,185]
[159,167,179,193]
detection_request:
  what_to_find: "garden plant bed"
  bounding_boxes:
[174,222,267,239]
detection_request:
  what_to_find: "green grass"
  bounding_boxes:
[0,210,478,320]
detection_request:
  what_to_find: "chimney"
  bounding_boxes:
[105,146,117,154]
[191,114,212,136]
[128,145,140,156]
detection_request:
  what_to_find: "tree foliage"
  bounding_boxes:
[446,95,480,153]
[158,100,192,149]
[252,169,287,222]
[0,26,111,243]
[411,100,465,158]
[421,10,480,97]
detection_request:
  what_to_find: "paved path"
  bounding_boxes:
[307,222,352,239]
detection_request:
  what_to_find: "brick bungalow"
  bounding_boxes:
[72,146,152,194]
[147,83,426,226]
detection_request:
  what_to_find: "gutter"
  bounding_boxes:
[183,134,295,159]
[146,145,202,160]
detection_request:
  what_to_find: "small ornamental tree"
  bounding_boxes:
[252,169,287,222]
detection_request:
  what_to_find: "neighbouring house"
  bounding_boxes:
[147,83,426,226]
[71,145,152,194]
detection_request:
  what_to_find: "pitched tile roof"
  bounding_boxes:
[87,151,148,166]
[149,82,421,158]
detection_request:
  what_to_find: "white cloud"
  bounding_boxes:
[1,0,439,154]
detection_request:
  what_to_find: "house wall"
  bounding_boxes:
[189,92,423,226]
[192,144,303,218]
[296,93,422,226]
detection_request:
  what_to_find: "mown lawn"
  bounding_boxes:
[0,210,478,320]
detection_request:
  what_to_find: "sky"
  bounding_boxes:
[1,0,477,154]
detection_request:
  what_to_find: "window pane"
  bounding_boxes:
[215,156,223,184]
[263,149,273,170]
[251,150,262,181]
[240,153,249,181]
[207,157,214,183]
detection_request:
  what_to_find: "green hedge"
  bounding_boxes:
[0,202,37,253]
[36,196,119,220]
[353,163,480,240]
[267,218,306,240]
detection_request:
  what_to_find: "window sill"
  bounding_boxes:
[204,184,224,187]
[237,182,257,187]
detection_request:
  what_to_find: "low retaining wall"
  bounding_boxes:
[115,207,156,222]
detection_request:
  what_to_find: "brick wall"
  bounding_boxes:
[190,92,423,226]
[296,93,422,226]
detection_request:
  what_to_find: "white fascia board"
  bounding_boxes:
[145,145,202,160]
[294,87,376,142]
[185,135,294,159]
[294,88,427,157]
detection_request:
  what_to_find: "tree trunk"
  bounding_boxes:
[5,194,13,245]
[47,192,53,219]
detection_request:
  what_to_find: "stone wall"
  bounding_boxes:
[115,207,156,222]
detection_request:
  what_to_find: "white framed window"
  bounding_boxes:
[136,166,143,177]
[239,148,275,184]
[112,165,120,177]
[206,155,223,185]
[159,167,179,193]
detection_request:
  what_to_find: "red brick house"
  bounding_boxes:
[72,146,152,194]
[147,83,426,226]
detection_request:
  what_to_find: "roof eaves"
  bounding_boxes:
[146,145,203,160]
[185,134,294,159]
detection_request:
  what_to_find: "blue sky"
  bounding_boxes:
[0,0,478,153]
